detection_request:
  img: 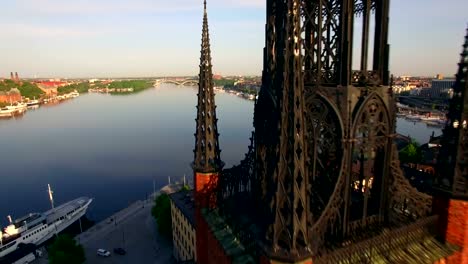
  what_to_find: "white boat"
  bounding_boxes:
[5,103,27,114]
[0,108,15,118]
[26,100,39,107]
[405,115,422,121]
[0,185,92,259]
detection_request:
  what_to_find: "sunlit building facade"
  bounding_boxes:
[169,191,196,263]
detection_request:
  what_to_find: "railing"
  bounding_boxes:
[315,215,439,264]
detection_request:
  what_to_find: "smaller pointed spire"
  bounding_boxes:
[193,0,223,173]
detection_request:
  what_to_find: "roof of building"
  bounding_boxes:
[202,209,256,264]
[169,190,195,226]
[35,81,66,87]
[314,216,459,264]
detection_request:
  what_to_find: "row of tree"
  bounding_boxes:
[0,79,44,99]
[151,185,190,239]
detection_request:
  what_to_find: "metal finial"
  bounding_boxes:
[204,0,207,12]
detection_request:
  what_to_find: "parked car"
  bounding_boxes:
[97,249,111,257]
[113,248,126,255]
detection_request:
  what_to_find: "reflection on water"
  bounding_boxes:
[396,118,442,144]
[0,84,253,224]
[0,84,439,225]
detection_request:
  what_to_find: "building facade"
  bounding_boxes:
[419,78,456,98]
[0,88,21,103]
[170,191,196,263]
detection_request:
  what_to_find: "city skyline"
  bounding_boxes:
[0,0,467,78]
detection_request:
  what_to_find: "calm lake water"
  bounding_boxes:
[0,84,440,225]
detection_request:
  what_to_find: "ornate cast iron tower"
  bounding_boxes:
[192,1,224,263]
[434,27,468,262]
[254,0,432,262]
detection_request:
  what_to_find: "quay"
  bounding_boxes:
[34,197,173,264]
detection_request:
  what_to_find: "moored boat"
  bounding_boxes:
[0,185,92,259]
[26,100,39,107]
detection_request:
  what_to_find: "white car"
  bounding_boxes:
[97,249,111,257]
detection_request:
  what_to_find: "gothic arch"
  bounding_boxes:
[305,93,345,224]
[347,93,391,230]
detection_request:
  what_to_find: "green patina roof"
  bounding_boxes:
[202,209,256,264]
[324,233,459,264]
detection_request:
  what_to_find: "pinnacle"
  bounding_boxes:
[193,0,223,173]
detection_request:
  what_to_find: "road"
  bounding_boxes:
[34,199,173,264]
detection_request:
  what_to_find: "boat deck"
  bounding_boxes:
[44,197,91,223]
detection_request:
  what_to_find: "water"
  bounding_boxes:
[396,118,442,144]
[0,84,254,225]
[0,84,440,225]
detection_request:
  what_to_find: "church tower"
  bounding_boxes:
[253,0,426,262]
[192,1,224,263]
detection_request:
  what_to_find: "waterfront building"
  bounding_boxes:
[0,88,21,103]
[419,78,456,98]
[35,81,67,95]
[169,191,196,263]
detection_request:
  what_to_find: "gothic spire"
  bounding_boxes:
[435,27,468,199]
[193,0,223,173]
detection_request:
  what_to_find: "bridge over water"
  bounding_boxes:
[155,78,198,86]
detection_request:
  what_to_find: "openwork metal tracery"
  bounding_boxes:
[301,0,342,86]
[306,95,343,224]
[348,96,390,231]
[210,0,443,262]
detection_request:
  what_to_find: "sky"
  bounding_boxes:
[0,0,466,78]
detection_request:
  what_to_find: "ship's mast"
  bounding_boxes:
[48,184,55,210]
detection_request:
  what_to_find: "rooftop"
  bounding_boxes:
[202,209,255,264]
[169,190,195,226]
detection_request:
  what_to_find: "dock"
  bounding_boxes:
[34,198,173,264]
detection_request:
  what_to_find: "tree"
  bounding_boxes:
[181,185,190,192]
[151,194,172,239]
[48,234,85,264]
[399,140,422,164]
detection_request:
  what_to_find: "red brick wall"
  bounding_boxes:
[0,93,21,103]
[196,208,210,264]
[195,171,228,263]
[434,197,468,264]
[194,172,218,209]
[195,208,231,264]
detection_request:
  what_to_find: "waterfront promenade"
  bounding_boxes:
[34,198,172,264]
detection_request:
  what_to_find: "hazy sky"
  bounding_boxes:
[0,0,466,78]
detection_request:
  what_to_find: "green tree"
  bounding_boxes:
[48,234,85,264]
[58,83,90,95]
[151,194,172,239]
[399,140,422,164]
[181,185,190,192]
[19,82,44,99]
